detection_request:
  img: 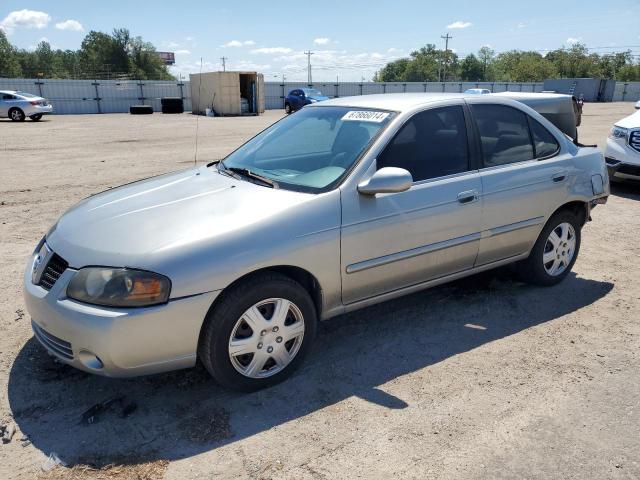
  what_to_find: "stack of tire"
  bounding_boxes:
[161,97,184,114]
[129,105,153,115]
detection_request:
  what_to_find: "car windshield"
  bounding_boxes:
[303,89,323,97]
[220,106,395,192]
[16,91,38,98]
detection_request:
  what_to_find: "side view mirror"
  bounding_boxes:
[357,167,413,195]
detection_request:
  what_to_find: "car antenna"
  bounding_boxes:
[194,57,203,166]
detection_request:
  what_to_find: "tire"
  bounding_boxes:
[518,210,581,287]
[198,272,317,392]
[161,97,184,114]
[285,103,292,114]
[129,105,154,115]
[9,108,25,122]
[30,114,43,121]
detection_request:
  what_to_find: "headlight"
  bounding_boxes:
[67,268,171,307]
[608,126,628,140]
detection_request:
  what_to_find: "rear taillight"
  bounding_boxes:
[30,101,39,106]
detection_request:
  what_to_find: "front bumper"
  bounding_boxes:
[23,252,219,377]
[605,138,640,180]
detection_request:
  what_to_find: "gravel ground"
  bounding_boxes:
[0,103,639,479]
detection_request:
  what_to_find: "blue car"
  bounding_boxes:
[284,88,329,114]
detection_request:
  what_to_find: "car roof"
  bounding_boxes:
[309,93,473,112]
[0,90,18,94]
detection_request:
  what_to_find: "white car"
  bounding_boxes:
[636,100,640,110]
[464,88,491,95]
[0,90,53,121]
[605,108,640,181]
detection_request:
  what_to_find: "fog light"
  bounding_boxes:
[78,350,104,370]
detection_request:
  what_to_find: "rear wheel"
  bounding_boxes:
[9,108,25,122]
[285,103,292,114]
[30,114,43,121]
[198,272,317,391]
[518,211,581,286]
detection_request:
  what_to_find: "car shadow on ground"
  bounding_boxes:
[610,181,640,201]
[8,269,613,468]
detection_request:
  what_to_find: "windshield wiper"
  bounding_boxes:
[223,165,278,188]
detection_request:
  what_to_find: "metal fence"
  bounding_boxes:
[1,78,638,114]
[613,82,640,102]
[264,82,551,109]
[0,78,190,114]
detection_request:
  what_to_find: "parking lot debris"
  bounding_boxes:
[2,423,15,444]
[19,435,31,447]
[80,396,137,425]
[41,452,67,472]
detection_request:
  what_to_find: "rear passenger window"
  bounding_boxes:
[472,104,534,167]
[529,118,560,158]
[377,106,469,182]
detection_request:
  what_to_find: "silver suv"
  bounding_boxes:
[24,93,609,391]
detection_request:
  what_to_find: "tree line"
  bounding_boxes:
[0,29,173,80]
[374,44,640,83]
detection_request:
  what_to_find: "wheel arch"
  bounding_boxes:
[550,200,589,227]
[204,265,324,324]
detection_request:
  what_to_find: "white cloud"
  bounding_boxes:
[387,47,403,53]
[516,22,526,28]
[0,9,51,34]
[175,49,191,54]
[566,37,582,44]
[446,20,472,29]
[222,40,255,48]
[314,37,330,45]
[251,46,293,55]
[55,19,83,31]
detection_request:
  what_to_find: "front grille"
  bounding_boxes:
[630,131,640,153]
[32,321,74,360]
[39,253,68,291]
[618,163,640,177]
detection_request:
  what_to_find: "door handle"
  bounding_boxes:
[552,172,568,183]
[457,190,478,204]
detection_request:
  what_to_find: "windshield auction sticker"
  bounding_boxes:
[342,111,390,123]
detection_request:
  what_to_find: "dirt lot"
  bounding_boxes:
[1,103,639,479]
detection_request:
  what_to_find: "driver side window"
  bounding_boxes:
[377,105,470,182]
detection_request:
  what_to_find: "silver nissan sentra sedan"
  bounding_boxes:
[24,93,609,391]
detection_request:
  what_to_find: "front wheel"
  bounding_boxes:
[198,272,317,391]
[284,103,292,114]
[518,211,581,286]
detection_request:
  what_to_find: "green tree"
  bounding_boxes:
[0,30,22,77]
[459,54,484,81]
[478,46,495,80]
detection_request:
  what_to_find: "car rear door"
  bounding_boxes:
[0,94,14,116]
[340,102,483,305]
[469,101,572,266]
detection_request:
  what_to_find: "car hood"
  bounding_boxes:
[47,165,316,270]
[615,109,640,129]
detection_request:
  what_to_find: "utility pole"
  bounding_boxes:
[440,33,452,82]
[304,50,314,84]
[220,57,227,72]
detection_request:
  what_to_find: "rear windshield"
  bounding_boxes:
[16,91,39,98]
[220,106,395,192]
[303,89,323,97]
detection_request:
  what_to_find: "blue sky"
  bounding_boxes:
[1,0,639,81]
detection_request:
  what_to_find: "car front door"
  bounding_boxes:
[469,101,572,266]
[340,103,483,305]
